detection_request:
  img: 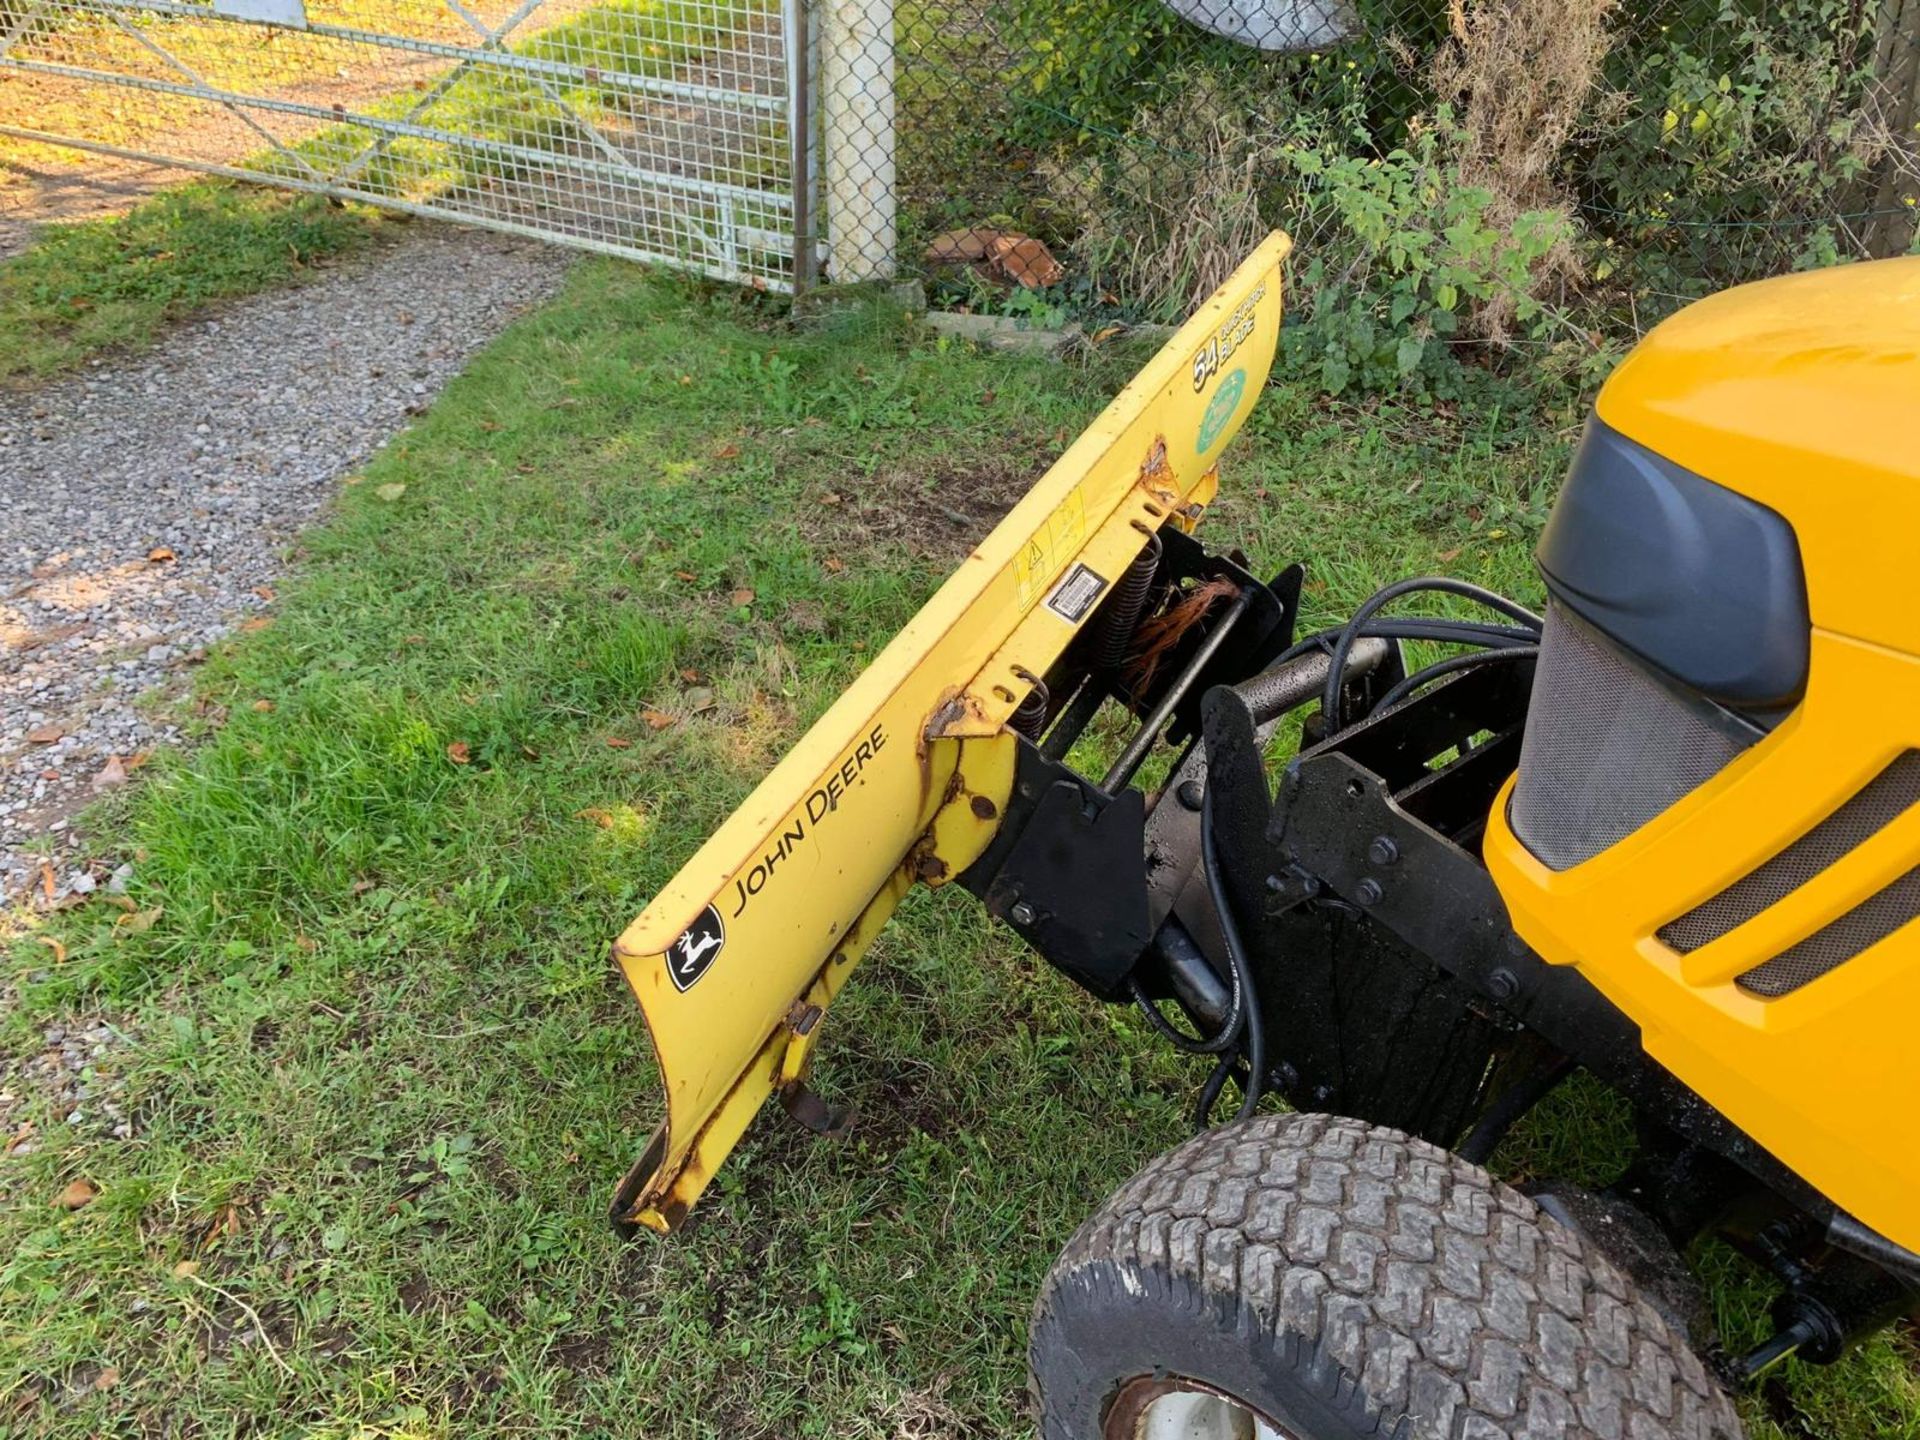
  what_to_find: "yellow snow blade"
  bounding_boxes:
[609,232,1292,1233]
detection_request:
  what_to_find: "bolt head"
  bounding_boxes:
[1009,900,1036,926]
[1355,878,1383,906]
[1487,967,1520,1002]
[1368,835,1399,866]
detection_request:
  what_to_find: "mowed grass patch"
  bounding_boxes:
[4,261,1913,1437]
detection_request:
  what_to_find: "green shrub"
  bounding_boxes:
[946,0,1917,348]
[1577,0,1902,293]
[1046,69,1593,398]
[999,0,1195,139]
[1282,117,1591,396]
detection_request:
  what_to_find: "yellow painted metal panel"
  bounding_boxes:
[1491,259,1920,1251]
[1485,628,1920,1251]
[609,233,1292,1230]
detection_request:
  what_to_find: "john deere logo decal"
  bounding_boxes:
[666,904,725,991]
[1196,367,1247,454]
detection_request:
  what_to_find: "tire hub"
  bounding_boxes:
[1105,1375,1298,1440]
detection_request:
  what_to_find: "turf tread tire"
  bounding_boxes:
[1029,1113,1743,1440]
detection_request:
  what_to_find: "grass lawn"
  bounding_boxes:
[3,261,1915,1438]
[0,183,385,381]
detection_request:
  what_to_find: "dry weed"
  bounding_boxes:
[1046,70,1277,321]
[1433,0,1617,339]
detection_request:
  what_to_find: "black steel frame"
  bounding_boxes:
[955,529,1920,1380]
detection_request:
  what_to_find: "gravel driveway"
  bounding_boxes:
[1,222,573,903]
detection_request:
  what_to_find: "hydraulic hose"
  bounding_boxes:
[1321,577,1544,733]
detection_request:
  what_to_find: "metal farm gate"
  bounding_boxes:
[0,0,808,289]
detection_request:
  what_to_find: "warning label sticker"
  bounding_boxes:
[1044,562,1110,624]
[1011,488,1089,609]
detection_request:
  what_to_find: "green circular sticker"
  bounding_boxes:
[1196,367,1247,454]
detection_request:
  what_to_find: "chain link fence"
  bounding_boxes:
[813,0,1920,368]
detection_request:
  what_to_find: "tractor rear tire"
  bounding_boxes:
[1029,1112,1744,1440]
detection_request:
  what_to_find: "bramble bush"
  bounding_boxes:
[947,0,1919,397]
[1045,70,1598,399]
[1281,120,1589,396]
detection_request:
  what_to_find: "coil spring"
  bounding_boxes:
[1010,677,1050,739]
[1090,531,1164,670]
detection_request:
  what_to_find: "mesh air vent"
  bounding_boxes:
[1660,751,1920,955]
[1737,866,1920,997]
[1508,603,1753,872]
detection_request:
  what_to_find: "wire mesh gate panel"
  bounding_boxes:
[0,0,806,288]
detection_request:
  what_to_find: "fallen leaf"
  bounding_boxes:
[124,750,152,771]
[605,737,633,749]
[678,374,693,386]
[251,699,275,714]
[824,555,846,574]
[446,741,471,765]
[405,634,426,645]
[730,587,755,607]
[924,227,999,264]
[40,768,59,781]
[989,233,1064,289]
[575,807,614,827]
[104,894,137,913]
[294,935,318,952]
[1436,546,1463,562]
[203,1202,245,1244]
[820,491,843,506]
[148,546,175,564]
[91,755,128,791]
[253,585,276,603]
[117,907,163,935]
[6,1121,34,1154]
[40,864,55,902]
[521,744,540,760]
[641,708,675,731]
[979,391,996,406]
[1091,325,1123,345]
[172,1259,200,1278]
[240,617,274,633]
[56,1179,98,1210]
[375,483,407,502]
[684,686,716,713]
[94,1367,119,1391]
[673,570,698,583]
[26,724,62,744]
[678,668,702,683]
[714,443,740,460]
[36,935,67,964]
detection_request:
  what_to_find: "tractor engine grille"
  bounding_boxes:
[1508,602,1754,872]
